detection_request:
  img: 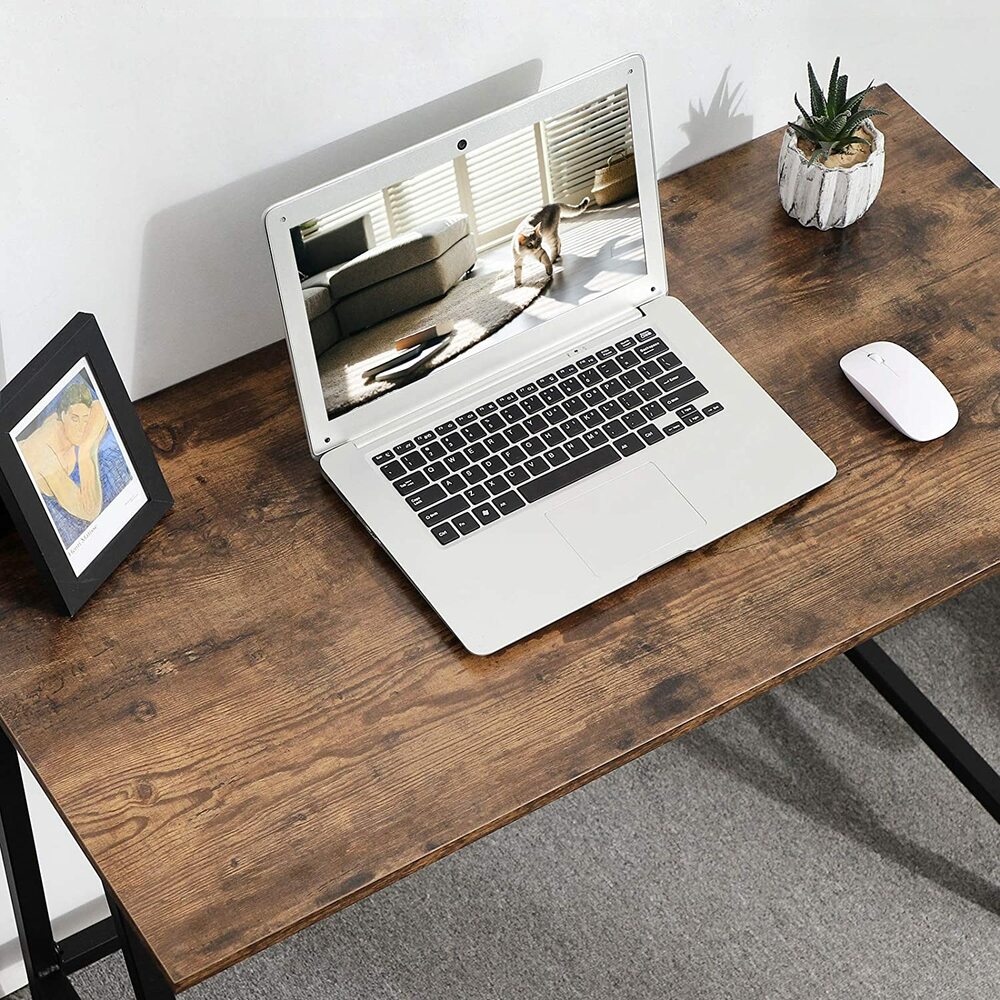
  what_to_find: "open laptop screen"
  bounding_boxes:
[288,86,645,419]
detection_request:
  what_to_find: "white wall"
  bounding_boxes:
[1,1,997,993]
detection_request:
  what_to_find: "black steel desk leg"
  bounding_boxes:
[0,728,79,1000]
[110,898,175,1000]
[846,640,1000,824]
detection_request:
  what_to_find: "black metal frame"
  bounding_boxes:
[0,728,174,999]
[1,638,995,999]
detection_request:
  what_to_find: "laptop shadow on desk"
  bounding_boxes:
[130,60,544,399]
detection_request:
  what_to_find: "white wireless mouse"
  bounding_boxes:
[840,341,958,442]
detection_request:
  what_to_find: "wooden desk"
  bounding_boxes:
[1,86,998,996]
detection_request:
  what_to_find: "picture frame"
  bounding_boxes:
[0,313,172,615]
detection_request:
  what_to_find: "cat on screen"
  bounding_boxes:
[512,197,590,286]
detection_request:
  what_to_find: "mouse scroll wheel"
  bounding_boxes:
[867,352,885,364]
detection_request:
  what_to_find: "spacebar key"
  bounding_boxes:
[518,445,621,503]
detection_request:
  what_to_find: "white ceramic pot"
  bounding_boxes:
[777,118,885,230]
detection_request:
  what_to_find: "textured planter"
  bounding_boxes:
[777,118,885,230]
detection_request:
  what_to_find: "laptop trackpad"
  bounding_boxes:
[546,463,705,580]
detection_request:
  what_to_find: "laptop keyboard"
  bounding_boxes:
[371,329,725,546]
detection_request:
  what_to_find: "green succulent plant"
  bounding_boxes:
[789,57,886,164]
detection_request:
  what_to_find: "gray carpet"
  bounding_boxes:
[48,575,1000,998]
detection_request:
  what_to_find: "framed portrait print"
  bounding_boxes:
[0,313,172,615]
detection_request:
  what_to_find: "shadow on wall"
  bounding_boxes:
[131,60,544,397]
[659,67,753,178]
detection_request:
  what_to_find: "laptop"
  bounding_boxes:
[264,54,836,654]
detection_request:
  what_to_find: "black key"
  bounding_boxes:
[636,339,668,358]
[472,503,501,526]
[524,414,547,434]
[638,424,664,446]
[407,483,447,511]
[599,400,624,419]
[656,367,695,394]
[663,381,709,411]
[543,446,569,466]
[401,452,427,471]
[485,434,507,453]
[620,390,643,410]
[664,421,685,436]
[564,438,589,458]
[623,411,646,430]
[563,396,586,416]
[541,427,566,446]
[501,445,527,465]
[560,376,583,395]
[557,364,578,378]
[419,494,470,527]
[442,432,466,451]
[476,401,497,416]
[444,452,469,471]
[453,512,480,536]
[583,428,609,448]
[482,413,505,432]
[494,491,526,516]
[560,417,585,437]
[465,485,490,505]
[505,423,529,444]
[540,385,564,405]
[464,442,489,462]
[482,455,506,475]
[422,440,446,460]
[604,418,627,439]
[442,474,466,493]
[682,411,705,426]
[373,450,394,464]
[638,360,662,380]
[393,471,429,495]
[501,404,526,423]
[638,382,661,402]
[578,354,598,368]
[461,465,487,485]
[434,420,457,435]
[456,411,477,426]
[485,475,509,495]
[497,392,517,406]
[523,436,546,456]
[603,377,625,397]
[394,440,416,455]
[424,461,448,481]
[542,404,568,424]
[579,368,602,387]
[658,352,682,372]
[640,400,666,421]
[517,382,538,397]
[618,350,640,369]
[596,345,616,360]
[525,457,550,477]
[613,432,646,457]
[432,522,459,545]
[615,336,636,350]
[380,460,406,481]
[461,423,486,442]
[637,328,656,341]
[582,388,606,407]
[537,373,558,387]
[519,445,621,503]
[581,409,605,428]
[676,404,699,417]
[703,402,725,416]
[505,466,530,486]
[597,360,621,378]
[621,369,643,388]
[522,394,545,414]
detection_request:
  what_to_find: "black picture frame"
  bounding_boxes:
[0,313,172,615]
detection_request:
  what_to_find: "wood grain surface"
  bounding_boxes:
[0,87,997,991]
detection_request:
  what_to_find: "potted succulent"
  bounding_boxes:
[778,58,886,230]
